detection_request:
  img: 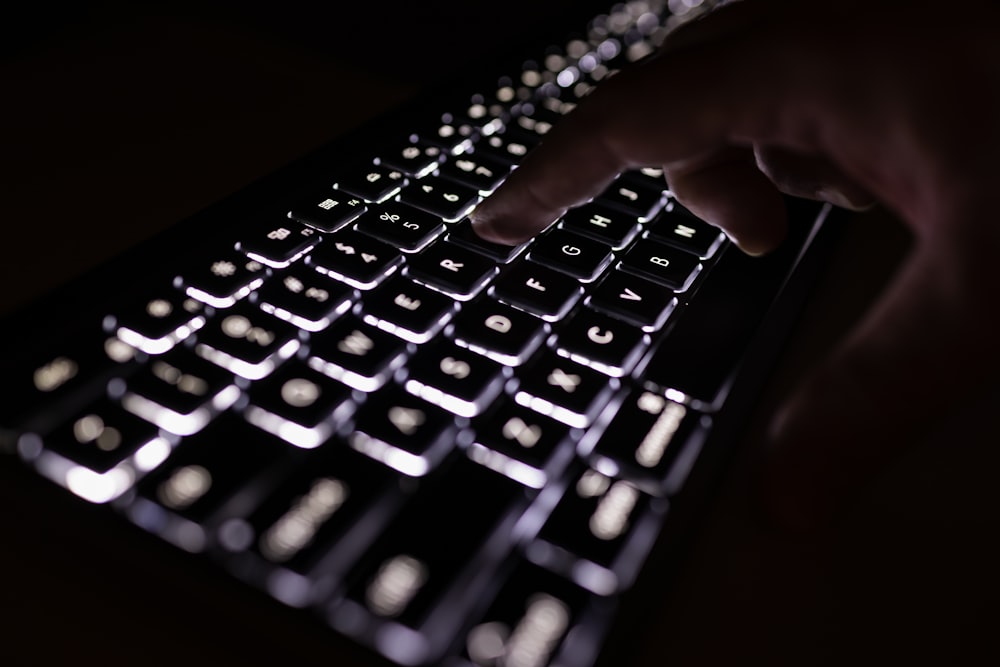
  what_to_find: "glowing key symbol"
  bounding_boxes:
[33,357,78,392]
[440,356,471,379]
[380,212,401,222]
[587,327,614,345]
[281,378,321,408]
[388,407,425,435]
[547,368,581,393]
[211,261,237,277]
[674,224,696,239]
[485,314,511,333]
[618,187,639,202]
[268,227,292,241]
[338,330,373,356]
[502,417,542,448]
[335,242,356,255]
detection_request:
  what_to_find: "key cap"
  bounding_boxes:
[527,230,613,282]
[491,263,582,321]
[462,562,590,667]
[337,165,407,202]
[361,277,456,344]
[438,153,509,194]
[110,291,208,354]
[405,241,498,300]
[399,176,480,222]
[533,468,662,595]
[619,239,701,290]
[223,444,400,582]
[194,302,301,380]
[177,253,269,308]
[308,316,407,392]
[552,309,647,377]
[356,203,445,252]
[256,266,353,332]
[338,458,526,633]
[468,401,572,488]
[620,165,667,191]
[122,347,239,436]
[447,219,528,263]
[237,220,320,269]
[378,140,444,178]
[404,341,505,417]
[244,361,353,449]
[560,202,641,249]
[583,388,707,496]
[451,299,547,365]
[349,386,457,477]
[597,179,664,221]
[514,352,618,428]
[288,189,368,233]
[645,201,725,258]
[131,416,289,541]
[308,228,402,290]
[586,270,676,331]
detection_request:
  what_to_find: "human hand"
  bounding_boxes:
[471,0,1000,531]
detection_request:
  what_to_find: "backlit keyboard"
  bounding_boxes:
[0,2,836,665]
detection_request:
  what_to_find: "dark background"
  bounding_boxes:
[2,2,999,665]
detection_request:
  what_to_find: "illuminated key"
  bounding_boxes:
[194,302,301,380]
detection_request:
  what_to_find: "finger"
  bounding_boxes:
[761,244,998,532]
[754,146,877,211]
[664,147,788,256]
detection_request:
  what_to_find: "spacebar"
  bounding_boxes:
[642,219,814,405]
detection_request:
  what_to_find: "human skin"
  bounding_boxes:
[471,0,1000,530]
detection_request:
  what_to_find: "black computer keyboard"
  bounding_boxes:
[0,2,837,665]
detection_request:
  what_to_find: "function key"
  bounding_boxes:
[378,140,444,179]
[256,267,353,332]
[584,388,708,496]
[361,276,456,344]
[288,189,367,233]
[491,263,582,321]
[527,230,613,282]
[177,253,269,308]
[451,299,547,366]
[337,165,407,203]
[438,153,509,194]
[403,340,505,418]
[308,316,407,392]
[620,239,702,291]
[111,292,208,355]
[405,241,498,300]
[646,202,726,258]
[355,203,445,253]
[587,270,676,331]
[551,308,647,377]
[560,202,641,249]
[399,176,480,222]
[308,228,402,291]
[514,352,618,428]
[194,302,301,380]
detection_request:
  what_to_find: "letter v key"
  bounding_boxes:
[620,287,642,302]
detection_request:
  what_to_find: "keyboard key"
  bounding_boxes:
[378,140,444,178]
[560,202,641,249]
[468,401,572,488]
[597,179,664,221]
[399,176,480,222]
[237,221,319,269]
[256,267,353,332]
[337,165,407,203]
[194,302,301,380]
[491,263,582,321]
[438,153,509,194]
[244,361,353,449]
[462,562,590,667]
[646,202,725,258]
[514,352,618,428]
[308,317,407,392]
[349,387,457,477]
[587,270,676,331]
[361,277,456,344]
[475,132,533,164]
[308,228,402,290]
[583,389,708,496]
[527,230,613,282]
[620,239,702,290]
[177,253,269,308]
[405,241,498,300]
[447,218,528,263]
[131,417,289,542]
[451,299,547,365]
[338,458,526,633]
[552,309,647,377]
[225,445,401,583]
[111,292,208,354]
[533,468,662,595]
[421,114,477,152]
[404,341,505,417]
[122,348,239,436]
[356,203,445,252]
[288,189,368,233]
